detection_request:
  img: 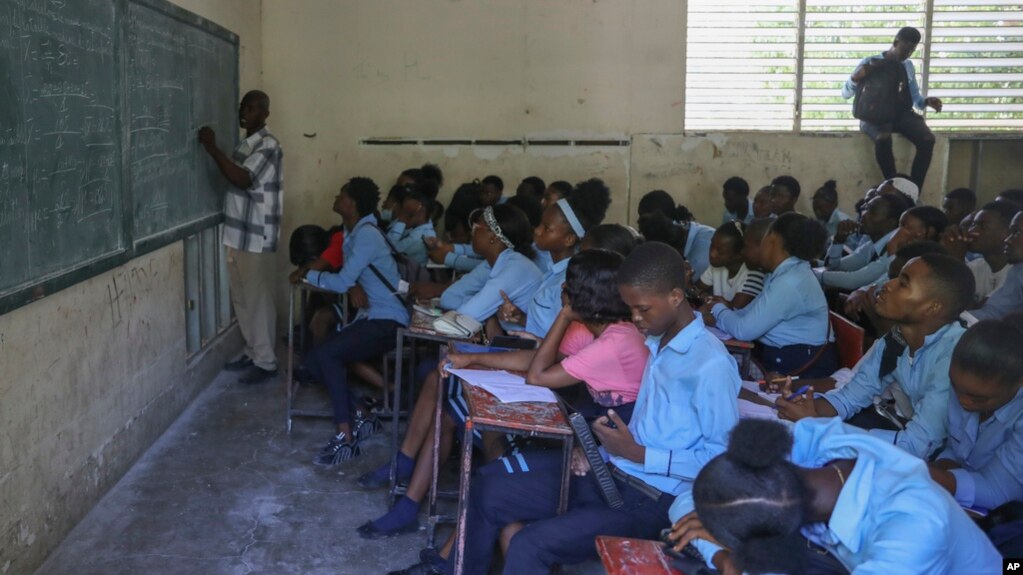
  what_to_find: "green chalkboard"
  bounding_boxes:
[0,0,124,302]
[127,0,237,247]
[0,0,238,314]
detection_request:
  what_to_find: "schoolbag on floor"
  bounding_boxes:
[853,57,912,125]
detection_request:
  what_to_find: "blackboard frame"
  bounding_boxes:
[0,0,238,316]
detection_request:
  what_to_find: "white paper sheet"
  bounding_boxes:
[738,398,779,420]
[446,368,558,403]
[705,326,734,341]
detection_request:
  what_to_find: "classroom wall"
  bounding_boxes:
[0,3,261,574]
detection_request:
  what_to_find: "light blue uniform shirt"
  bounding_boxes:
[439,249,542,323]
[843,55,927,111]
[305,214,410,326]
[611,315,740,496]
[824,322,964,458]
[969,263,1023,321]
[938,387,1023,510]
[443,243,485,272]
[671,418,1003,574]
[712,257,830,347]
[721,198,754,225]
[684,222,716,279]
[818,229,896,291]
[533,247,553,274]
[524,257,569,338]
[820,208,853,240]
[386,220,436,265]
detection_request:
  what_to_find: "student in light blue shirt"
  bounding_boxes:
[504,180,611,338]
[929,317,1023,557]
[392,242,741,575]
[721,176,754,225]
[436,205,543,323]
[385,188,437,265]
[636,191,716,278]
[841,27,943,187]
[817,193,910,291]
[811,179,852,239]
[778,253,976,459]
[668,418,1002,575]
[967,212,1023,322]
[303,178,409,466]
[704,213,837,377]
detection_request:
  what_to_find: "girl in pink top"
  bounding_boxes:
[447,249,649,420]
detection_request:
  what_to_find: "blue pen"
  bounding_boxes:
[785,384,811,402]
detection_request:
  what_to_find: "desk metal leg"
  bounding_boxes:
[389,329,406,504]
[427,373,446,548]
[452,420,474,575]
[558,436,574,515]
[286,286,296,433]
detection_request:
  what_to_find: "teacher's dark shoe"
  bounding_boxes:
[224,356,253,371]
[238,366,278,385]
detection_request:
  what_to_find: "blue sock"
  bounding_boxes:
[370,495,418,532]
[368,452,415,483]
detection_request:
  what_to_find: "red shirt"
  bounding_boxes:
[320,231,344,270]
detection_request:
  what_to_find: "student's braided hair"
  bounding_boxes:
[693,420,809,575]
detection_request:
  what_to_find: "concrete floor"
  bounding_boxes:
[35,366,605,575]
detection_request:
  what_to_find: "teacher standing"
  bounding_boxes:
[198,90,283,384]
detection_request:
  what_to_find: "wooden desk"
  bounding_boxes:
[447,377,574,575]
[388,311,480,503]
[285,283,348,432]
[723,338,755,379]
[596,537,683,575]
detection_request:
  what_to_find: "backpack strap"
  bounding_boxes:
[357,222,408,307]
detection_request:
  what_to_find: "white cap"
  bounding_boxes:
[888,177,919,203]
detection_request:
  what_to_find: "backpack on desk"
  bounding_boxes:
[853,57,913,124]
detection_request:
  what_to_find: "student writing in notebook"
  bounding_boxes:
[776,253,975,459]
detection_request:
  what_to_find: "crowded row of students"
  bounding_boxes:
[286,164,1021,574]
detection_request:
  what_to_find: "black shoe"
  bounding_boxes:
[313,433,361,466]
[238,366,278,385]
[356,519,419,540]
[225,356,253,371]
[386,561,444,575]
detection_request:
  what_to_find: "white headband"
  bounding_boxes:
[556,198,586,238]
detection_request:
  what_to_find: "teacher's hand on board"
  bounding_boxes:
[198,126,216,151]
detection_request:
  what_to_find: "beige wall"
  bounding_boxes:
[946,139,1023,205]
[0,3,261,575]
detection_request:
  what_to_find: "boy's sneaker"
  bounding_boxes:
[313,433,361,466]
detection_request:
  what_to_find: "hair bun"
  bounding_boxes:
[725,420,793,469]
[734,532,805,575]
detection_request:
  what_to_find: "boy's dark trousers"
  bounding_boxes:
[860,111,935,188]
[446,450,673,575]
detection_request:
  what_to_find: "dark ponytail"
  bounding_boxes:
[491,203,536,260]
[693,420,808,575]
[768,212,827,262]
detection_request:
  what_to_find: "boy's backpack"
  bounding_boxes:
[366,224,430,309]
[853,57,913,125]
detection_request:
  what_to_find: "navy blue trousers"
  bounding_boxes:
[305,318,399,425]
[445,450,673,575]
[759,343,838,379]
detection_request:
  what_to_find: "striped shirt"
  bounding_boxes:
[222,127,283,253]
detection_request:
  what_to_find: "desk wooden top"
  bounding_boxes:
[596,537,683,575]
[460,377,571,436]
